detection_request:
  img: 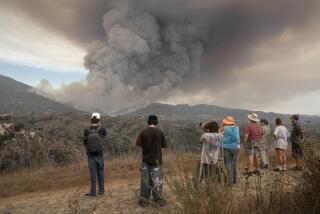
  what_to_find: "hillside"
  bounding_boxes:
[0,74,80,113]
[125,103,320,125]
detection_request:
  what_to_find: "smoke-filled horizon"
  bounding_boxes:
[2,0,320,115]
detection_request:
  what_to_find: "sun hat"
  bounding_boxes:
[248,113,260,122]
[223,116,236,125]
[91,112,101,119]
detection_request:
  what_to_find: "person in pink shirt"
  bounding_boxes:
[243,113,264,177]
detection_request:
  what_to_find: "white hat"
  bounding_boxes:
[248,113,259,122]
[91,112,101,119]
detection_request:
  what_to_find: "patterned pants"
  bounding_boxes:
[140,162,164,201]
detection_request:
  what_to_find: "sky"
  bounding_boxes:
[0,0,320,115]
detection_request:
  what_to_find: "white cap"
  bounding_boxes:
[91,112,101,119]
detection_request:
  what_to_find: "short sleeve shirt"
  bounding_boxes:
[291,122,303,143]
[274,125,290,142]
[200,133,223,164]
[244,123,263,142]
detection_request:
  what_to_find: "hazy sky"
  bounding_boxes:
[0,0,320,115]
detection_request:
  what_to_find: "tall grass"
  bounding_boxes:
[167,141,320,214]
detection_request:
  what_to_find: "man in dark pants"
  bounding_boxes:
[83,113,107,197]
[136,115,167,207]
[291,114,304,171]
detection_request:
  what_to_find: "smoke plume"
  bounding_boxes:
[4,0,320,114]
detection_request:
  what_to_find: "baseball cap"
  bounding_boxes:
[91,112,101,119]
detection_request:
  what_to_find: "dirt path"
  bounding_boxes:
[0,165,303,214]
[0,179,176,214]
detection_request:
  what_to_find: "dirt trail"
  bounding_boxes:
[0,165,303,214]
[0,179,176,214]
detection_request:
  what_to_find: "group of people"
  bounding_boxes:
[82,112,304,208]
[199,113,304,184]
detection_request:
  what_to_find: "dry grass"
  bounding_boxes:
[166,141,320,214]
[0,152,197,198]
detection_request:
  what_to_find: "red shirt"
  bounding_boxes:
[244,123,263,142]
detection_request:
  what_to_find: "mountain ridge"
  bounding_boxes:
[124,102,320,124]
[0,74,82,113]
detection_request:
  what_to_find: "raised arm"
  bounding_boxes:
[161,132,168,148]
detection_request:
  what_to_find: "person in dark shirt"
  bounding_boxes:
[83,112,107,197]
[290,115,304,171]
[136,115,167,207]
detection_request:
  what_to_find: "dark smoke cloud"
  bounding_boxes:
[3,0,320,114]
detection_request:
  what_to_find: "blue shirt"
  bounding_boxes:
[223,125,240,150]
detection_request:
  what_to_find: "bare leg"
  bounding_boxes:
[276,149,283,168]
[254,154,260,170]
[248,155,254,172]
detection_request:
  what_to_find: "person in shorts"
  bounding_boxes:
[244,113,263,176]
[290,115,304,171]
[273,118,290,172]
[199,121,224,182]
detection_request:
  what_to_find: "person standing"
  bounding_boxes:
[290,115,304,171]
[83,113,107,197]
[199,121,224,182]
[259,119,272,169]
[244,113,263,176]
[221,116,240,184]
[136,115,167,207]
[273,118,290,172]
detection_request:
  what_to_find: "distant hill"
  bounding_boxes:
[0,74,81,113]
[124,103,320,125]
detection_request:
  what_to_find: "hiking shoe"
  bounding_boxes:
[85,193,96,197]
[138,199,149,208]
[291,166,303,171]
[154,199,166,207]
[253,170,261,176]
[245,171,253,178]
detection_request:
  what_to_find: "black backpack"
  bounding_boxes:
[86,127,103,153]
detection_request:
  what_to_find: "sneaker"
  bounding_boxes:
[138,199,149,208]
[85,193,96,197]
[261,164,269,169]
[282,165,287,172]
[273,168,281,172]
[98,191,105,196]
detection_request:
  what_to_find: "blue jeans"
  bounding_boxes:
[88,155,105,195]
[140,162,164,201]
[223,148,239,183]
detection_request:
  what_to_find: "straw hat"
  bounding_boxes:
[248,113,260,122]
[223,116,236,125]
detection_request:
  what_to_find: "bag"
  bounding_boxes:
[86,127,103,153]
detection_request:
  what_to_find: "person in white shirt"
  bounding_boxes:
[199,121,224,181]
[260,119,272,169]
[273,118,290,172]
